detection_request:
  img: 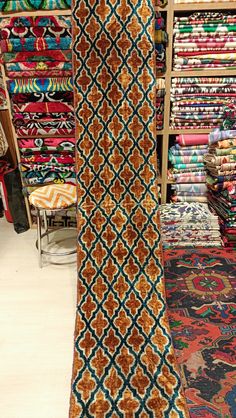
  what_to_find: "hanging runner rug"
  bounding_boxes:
[70,0,188,416]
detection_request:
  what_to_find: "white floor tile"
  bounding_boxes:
[0,218,77,418]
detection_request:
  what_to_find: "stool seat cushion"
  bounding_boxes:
[29,184,77,209]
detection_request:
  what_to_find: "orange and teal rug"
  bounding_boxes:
[70,0,188,416]
[164,248,236,418]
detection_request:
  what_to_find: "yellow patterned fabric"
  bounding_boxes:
[29,184,76,209]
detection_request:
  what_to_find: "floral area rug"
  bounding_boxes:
[164,248,236,418]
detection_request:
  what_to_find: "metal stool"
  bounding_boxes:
[29,184,77,268]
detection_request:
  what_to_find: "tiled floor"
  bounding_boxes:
[0,218,77,418]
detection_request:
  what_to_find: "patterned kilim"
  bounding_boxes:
[164,248,236,418]
[70,0,188,416]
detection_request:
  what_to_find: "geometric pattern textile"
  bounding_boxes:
[70,0,188,416]
[164,248,236,418]
[29,183,76,209]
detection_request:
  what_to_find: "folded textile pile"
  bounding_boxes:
[0,0,71,12]
[173,12,236,71]
[157,78,165,130]
[0,15,75,188]
[169,134,209,202]
[171,77,236,129]
[155,11,167,74]
[205,128,236,247]
[160,202,221,248]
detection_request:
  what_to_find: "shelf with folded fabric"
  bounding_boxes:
[0,12,76,227]
[169,128,214,134]
[158,1,236,204]
[173,3,236,11]
[171,70,236,77]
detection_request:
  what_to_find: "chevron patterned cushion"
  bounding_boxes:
[29,184,76,209]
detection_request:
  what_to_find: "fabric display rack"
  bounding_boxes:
[156,0,236,205]
[0,1,77,226]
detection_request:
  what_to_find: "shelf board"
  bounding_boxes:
[155,5,168,12]
[167,180,175,184]
[173,2,236,11]
[169,128,212,134]
[171,69,236,77]
[0,9,71,17]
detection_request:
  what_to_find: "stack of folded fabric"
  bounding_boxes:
[0,15,75,188]
[168,134,209,197]
[170,77,236,129]
[155,11,167,75]
[205,128,236,247]
[160,202,222,248]
[173,12,236,71]
[0,0,71,12]
[0,14,76,225]
[157,78,165,130]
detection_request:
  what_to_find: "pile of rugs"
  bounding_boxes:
[0,15,75,188]
[168,134,208,203]
[155,11,167,75]
[204,127,236,248]
[170,77,236,129]
[0,0,71,12]
[160,202,221,248]
[173,11,236,71]
[157,78,165,130]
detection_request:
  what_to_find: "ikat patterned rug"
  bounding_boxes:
[70,0,188,416]
[164,248,236,418]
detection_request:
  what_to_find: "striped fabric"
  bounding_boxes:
[29,183,76,209]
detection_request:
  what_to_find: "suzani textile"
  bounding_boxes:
[70,0,187,417]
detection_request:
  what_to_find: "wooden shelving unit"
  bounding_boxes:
[156,1,236,204]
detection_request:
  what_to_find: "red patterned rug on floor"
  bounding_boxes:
[164,248,236,418]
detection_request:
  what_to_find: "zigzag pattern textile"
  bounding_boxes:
[70,0,188,417]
